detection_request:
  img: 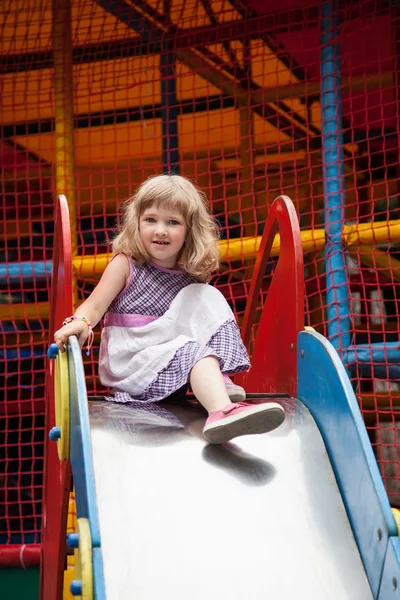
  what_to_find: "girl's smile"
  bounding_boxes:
[139,206,187,269]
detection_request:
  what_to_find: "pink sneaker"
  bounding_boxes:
[203,401,285,444]
[223,375,246,402]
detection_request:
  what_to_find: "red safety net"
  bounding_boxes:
[1,0,400,550]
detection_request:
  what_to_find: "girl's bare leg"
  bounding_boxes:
[189,356,232,414]
[191,357,285,444]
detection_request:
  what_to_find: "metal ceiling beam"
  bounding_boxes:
[231,0,368,165]
[1,139,50,166]
[230,0,311,84]
[1,95,235,139]
[199,0,245,79]
[231,0,358,150]
[0,38,159,75]
[229,0,389,82]
[94,0,318,147]
[1,0,389,75]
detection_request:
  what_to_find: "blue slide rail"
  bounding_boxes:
[67,336,106,600]
[298,329,400,598]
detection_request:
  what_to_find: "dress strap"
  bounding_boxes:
[110,253,134,301]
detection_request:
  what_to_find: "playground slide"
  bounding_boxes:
[62,328,400,600]
[43,194,400,599]
[88,398,370,599]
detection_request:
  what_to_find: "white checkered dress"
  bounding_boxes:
[102,261,250,404]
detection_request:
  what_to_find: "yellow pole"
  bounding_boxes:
[2,219,400,320]
[344,220,400,246]
[357,391,400,410]
[52,4,78,563]
[52,0,78,306]
[348,244,400,282]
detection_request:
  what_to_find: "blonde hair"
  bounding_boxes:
[112,174,220,282]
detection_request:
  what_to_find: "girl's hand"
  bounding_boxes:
[54,320,90,353]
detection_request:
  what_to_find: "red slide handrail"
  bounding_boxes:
[40,195,73,600]
[236,195,304,397]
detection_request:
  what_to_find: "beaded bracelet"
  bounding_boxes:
[62,316,94,356]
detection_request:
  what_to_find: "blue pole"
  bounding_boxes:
[320,0,351,353]
[160,48,179,174]
[160,1,179,175]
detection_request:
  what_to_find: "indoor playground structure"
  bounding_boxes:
[1,0,400,598]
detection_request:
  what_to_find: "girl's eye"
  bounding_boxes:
[145,217,156,223]
[169,220,181,225]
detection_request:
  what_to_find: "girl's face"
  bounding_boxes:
[139,205,187,269]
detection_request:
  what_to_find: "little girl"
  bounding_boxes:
[54,175,285,444]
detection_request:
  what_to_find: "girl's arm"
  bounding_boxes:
[54,253,130,352]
